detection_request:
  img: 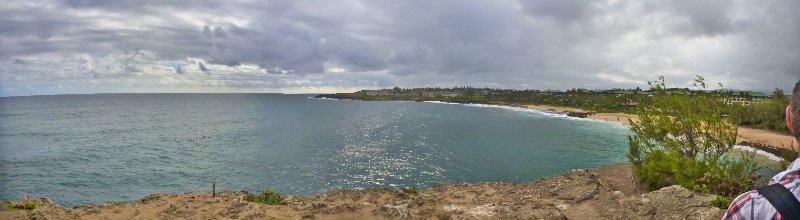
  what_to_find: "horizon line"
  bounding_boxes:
[0,86,782,98]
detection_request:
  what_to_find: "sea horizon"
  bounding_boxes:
[0,92,336,98]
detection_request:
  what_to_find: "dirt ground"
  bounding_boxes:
[591,163,647,196]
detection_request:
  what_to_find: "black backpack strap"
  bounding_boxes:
[756,184,800,220]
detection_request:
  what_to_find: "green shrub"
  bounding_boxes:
[628,76,757,197]
[244,189,284,205]
[710,195,733,208]
[22,201,37,210]
[7,200,38,210]
[632,145,757,197]
[698,156,758,196]
[243,192,255,202]
[401,187,419,194]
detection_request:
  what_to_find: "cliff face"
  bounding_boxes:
[1,165,724,220]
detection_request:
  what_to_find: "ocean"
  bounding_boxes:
[0,94,630,207]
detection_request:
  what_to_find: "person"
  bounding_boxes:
[724,80,800,220]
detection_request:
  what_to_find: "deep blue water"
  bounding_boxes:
[0,94,630,207]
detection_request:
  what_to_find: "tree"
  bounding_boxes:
[772,87,785,100]
[628,75,755,198]
[630,76,737,160]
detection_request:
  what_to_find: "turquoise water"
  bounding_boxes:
[0,94,630,207]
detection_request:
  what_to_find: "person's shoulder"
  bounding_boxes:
[726,189,757,215]
[724,160,800,219]
[772,159,800,185]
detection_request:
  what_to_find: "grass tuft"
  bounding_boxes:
[243,189,284,205]
[401,187,419,194]
[709,194,733,209]
[7,200,38,210]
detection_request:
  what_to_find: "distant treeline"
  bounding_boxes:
[318,86,791,133]
[320,86,650,113]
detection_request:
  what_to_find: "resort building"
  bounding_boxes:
[718,91,769,105]
[421,92,461,97]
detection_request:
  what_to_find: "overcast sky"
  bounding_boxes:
[1,0,798,96]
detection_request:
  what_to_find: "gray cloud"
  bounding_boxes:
[0,0,798,96]
[175,66,185,74]
[661,0,734,36]
[519,0,594,23]
[198,62,209,73]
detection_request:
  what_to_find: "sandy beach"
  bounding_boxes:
[524,104,797,151]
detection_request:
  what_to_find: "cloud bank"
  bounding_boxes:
[1,0,798,96]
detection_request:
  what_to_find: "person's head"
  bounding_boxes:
[788,80,800,150]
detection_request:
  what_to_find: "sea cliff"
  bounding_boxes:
[1,164,724,220]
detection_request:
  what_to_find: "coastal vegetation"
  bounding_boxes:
[628,76,757,208]
[401,187,419,194]
[243,189,285,205]
[320,86,646,113]
[709,194,734,209]
[731,88,791,132]
[6,200,38,210]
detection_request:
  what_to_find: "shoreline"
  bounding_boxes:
[522,104,798,152]
[522,104,637,126]
[1,163,724,219]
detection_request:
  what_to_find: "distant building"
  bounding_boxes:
[421,91,461,97]
[364,90,392,96]
[718,91,769,105]
[362,89,461,98]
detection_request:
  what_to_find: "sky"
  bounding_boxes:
[1,0,799,97]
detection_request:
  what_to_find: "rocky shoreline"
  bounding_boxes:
[1,164,724,219]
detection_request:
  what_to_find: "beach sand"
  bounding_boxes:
[524,104,797,151]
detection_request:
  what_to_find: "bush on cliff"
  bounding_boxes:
[710,194,734,209]
[628,76,757,204]
[244,189,284,205]
[401,187,419,194]
[7,200,38,210]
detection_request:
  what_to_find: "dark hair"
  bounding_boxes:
[793,80,800,140]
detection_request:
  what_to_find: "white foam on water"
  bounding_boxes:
[311,97,339,100]
[324,98,627,128]
[422,101,460,105]
[733,145,785,162]
[420,101,626,127]
[468,103,631,128]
